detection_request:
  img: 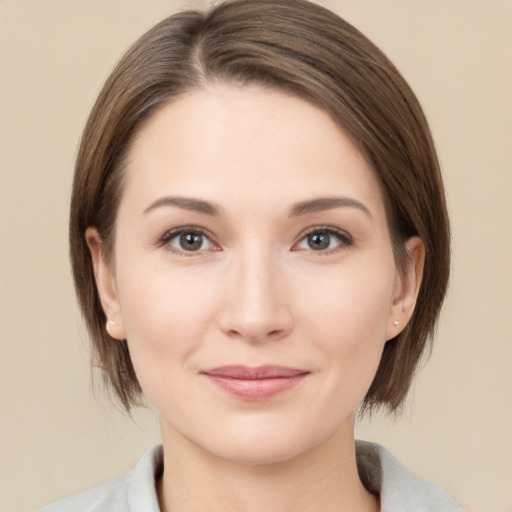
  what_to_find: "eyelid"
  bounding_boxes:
[156,224,352,255]
[158,225,221,254]
[292,225,353,253]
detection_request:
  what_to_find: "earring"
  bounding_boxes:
[393,320,400,329]
[108,320,117,326]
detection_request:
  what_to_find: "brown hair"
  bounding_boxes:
[70,0,450,413]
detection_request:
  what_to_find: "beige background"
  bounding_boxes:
[1,1,510,511]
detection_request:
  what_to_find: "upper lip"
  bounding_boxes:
[200,365,309,379]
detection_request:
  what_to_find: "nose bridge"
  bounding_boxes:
[219,239,291,341]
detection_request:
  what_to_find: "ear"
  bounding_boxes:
[85,227,126,340]
[386,236,425,340]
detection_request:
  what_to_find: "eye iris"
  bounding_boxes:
[179,233,203,251]
[308,232,330,250]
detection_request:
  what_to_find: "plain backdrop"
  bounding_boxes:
[1,1,511,511]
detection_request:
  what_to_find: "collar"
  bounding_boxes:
[128,441,463,512]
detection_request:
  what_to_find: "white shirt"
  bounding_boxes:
[38,441,464,512]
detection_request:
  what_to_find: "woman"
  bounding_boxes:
[40,0,462,510]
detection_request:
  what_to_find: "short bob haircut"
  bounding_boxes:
[70,0,450,413]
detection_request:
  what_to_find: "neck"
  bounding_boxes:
[157,418,379,512]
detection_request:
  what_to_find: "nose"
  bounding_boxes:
[217,246,293,343]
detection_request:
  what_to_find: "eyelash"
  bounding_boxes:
[293,226,353,255]
[158,226,219,255]
[157,225,353,255]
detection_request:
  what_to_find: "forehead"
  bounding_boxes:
[121,85,385,219]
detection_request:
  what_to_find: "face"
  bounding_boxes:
[89,85,421,465]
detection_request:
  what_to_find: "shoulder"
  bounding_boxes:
[356,440,465,512]
[36,445,163,512]
[36,473,129,512]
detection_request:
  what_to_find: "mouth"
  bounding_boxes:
[200,365,310,400]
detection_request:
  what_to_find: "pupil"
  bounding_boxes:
[180,233,202,251]
[308,233,330,250]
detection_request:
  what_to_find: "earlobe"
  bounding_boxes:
[386,236,425,340]
[85,228,126,340]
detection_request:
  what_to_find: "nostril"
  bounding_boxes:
[224,326,286,343]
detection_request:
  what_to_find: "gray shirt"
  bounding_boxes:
[38,441,464,512]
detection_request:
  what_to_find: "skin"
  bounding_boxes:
[87,85,424,512]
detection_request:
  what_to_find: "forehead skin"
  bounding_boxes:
[119,85,389,238]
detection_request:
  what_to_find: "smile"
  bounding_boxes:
[200,365,310,400]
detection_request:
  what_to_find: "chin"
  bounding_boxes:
[178,412,349,467]
[204,435,310,466]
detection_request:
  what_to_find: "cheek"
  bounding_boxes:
[114,265,225,418]
[114,256,220,376]
[303,264,394,335]
[297,261,395,375]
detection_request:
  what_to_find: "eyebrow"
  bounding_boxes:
[143,195,371,218]
[289,197,371,218]
[143,196,221,216]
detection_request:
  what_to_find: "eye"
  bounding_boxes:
[294,227,352,253]
[160,228,218,253]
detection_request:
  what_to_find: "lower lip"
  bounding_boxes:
[204,374,308,400]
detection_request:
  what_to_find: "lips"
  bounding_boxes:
[200,365,309,400]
